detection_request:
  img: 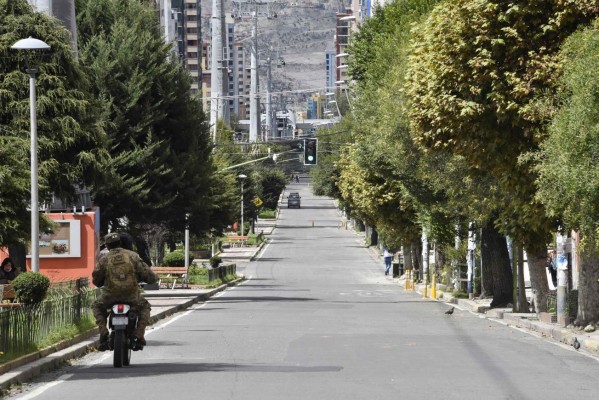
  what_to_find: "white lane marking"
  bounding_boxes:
[255,239,272,260]
[13,374,73,400]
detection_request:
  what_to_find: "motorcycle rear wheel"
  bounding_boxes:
[123,337,132,366]
[113,330,125,368]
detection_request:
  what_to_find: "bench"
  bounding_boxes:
[224,235,249,247]
[0,284,18,308]
[151,267,189,289]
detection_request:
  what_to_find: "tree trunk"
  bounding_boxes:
[403,241,413,272]
[480,229,494,299]
[526,246,550,314]
[576,242,599,326]
[411,239,422,279]
[435,246,446,282]
[480,221,513,308]
[134,237,152,266]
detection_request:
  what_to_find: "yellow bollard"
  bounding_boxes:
[409,270,414,291]
[431,273,437,299]
[404,270,410,290]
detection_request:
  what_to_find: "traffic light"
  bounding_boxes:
[303,138,318,165]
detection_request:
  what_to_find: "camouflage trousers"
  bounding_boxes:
[91,292,151,339]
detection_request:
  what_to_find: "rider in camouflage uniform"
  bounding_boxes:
[92,232,157,350]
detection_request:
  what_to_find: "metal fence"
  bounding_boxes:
[0,285,98,358]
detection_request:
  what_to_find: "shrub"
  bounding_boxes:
[11,272,51,304]
[209,255,222,269]
[163,251,185,267]
[188,266,208,276]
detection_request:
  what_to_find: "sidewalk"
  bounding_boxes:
[216,217,274,263]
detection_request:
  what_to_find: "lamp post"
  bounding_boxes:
[11,37,50,273]
[184,213,191,269]
[238,174,247,236]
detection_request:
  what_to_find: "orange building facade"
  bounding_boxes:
[20,209,100,282]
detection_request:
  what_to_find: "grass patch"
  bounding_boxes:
[258,209,277,219]
[37,318,96,349]
[0,317,95,364]
[205,274,238,288]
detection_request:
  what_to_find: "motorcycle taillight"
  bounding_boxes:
[117,304,125,313]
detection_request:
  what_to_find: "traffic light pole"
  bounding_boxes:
[303,138,318,165]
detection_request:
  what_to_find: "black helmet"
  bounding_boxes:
[104,232,121,245]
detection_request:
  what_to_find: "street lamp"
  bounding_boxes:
[184,213,191,269]
[238,174,247,236]
[11,37,51,273]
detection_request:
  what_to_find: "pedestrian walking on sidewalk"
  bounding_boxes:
[383,248,393,276]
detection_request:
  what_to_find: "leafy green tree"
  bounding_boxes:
[0,0,105,246]
[341,0,446,276]
[534,19,599,324]
[76,0,216,237]
[253,168,287,210]
[406,0,597,311]
[310,120,352,199]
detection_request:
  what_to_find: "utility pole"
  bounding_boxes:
[232,0,280,142]
[210,0,226,140]
[265,56,272,142]
[422,228,429,299]
[556,232,569,326]
[467,222,477,299]
[250,11,259,142]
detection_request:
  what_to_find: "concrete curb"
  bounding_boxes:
[0,278,244,394]
[249,238,269,262]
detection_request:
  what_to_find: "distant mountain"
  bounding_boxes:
[204,0,342,109]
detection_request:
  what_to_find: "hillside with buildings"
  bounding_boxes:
[204,0,342,110]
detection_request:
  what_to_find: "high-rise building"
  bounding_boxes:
[307,94,327,119]
[325,50,336,92]
[334,10,353,88]
[158,1,201,95]
[181,0,201,95]
[28,0,78,54]
[232,41,251,119]
[160,0,185,60]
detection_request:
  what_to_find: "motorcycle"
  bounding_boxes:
[108,303,141,367]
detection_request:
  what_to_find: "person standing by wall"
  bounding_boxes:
[383,248,393,276]
[0,258,20,284]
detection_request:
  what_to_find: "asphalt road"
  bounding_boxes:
[8,181,599,400]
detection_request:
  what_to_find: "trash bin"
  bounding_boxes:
[392,262,400,278]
